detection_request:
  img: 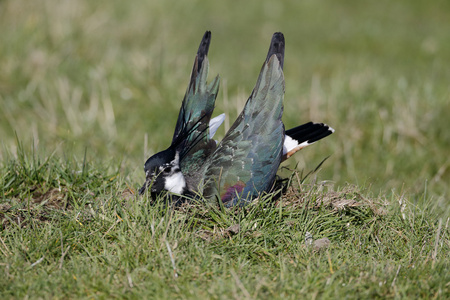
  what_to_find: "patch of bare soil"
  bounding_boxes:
[1,186,70,229]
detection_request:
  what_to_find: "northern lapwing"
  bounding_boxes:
[139,31,334,206]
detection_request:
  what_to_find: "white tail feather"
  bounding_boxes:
[209,113,225,139]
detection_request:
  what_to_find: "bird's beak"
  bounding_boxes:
[139,181,149,195]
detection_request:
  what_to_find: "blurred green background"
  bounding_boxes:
[1,0,449,204]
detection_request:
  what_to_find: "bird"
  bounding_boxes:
[139,31,334,207]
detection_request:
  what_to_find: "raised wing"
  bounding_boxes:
[171,31,220,181]
[202,33,285,206]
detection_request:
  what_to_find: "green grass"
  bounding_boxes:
[1,149,448,298]
[1,0,449,298]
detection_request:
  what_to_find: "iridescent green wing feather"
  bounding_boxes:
[171,32,220,180]
[202,33,285,206]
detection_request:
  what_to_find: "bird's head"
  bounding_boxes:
[139,148,186,196]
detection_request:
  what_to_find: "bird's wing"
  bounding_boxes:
[171,31,220,178]
[202,33,285,206]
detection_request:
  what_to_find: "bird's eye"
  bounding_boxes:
[163,166,172,173]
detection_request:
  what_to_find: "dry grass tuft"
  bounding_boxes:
[280,182,387,216]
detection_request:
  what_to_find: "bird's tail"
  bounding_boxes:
[282,122,334,161]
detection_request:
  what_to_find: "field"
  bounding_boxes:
[0,0,449,298]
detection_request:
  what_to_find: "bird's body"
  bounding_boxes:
[140,31,334,206]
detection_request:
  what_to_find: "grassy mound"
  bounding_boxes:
[1,153,448,298]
